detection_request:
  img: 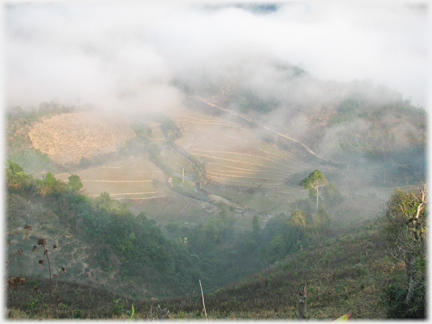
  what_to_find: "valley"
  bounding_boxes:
[5,26,426,320]
[31,99,327,233]
[6,84,426,319]
[5,2,428,320]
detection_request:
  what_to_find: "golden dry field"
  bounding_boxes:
[28,112,136,164]
[13,104,321,236]
[56,156,165,199]
[26,107,316,226]
[170,107,311,189]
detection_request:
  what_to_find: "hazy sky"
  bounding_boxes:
[5,1,428,111]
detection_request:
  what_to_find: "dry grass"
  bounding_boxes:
[158,228,401,320]
[169,108,312,189]
[6,197,400,321]
[28,112,136,164]
[56,156,164,199]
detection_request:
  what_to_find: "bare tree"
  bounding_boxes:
[382,185,427,316]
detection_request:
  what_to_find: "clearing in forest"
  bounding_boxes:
[28,112,136,164]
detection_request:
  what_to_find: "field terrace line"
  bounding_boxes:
[192,127,253,145]
[190,149,295,169]
[207,166,290,177]
[185,126,311,169]
[205,162,292,176]
[206,172,286,181]
[80,180,153,182]
[191,153,300,172]
[187,95,332,163]
[91,190,159,197]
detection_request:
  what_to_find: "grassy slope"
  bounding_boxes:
[7,222,403,320]
[6,189,192,300]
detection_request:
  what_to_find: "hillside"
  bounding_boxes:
[28,111,136,165]
[7,85,424,236]
[6,218,407,319]
[7,160,426,319]
[5,65,427,320]
[6,180,198,299]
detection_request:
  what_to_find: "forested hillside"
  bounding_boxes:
[7,159,426,319]
[6,64,428,318]
[5,2,427,320]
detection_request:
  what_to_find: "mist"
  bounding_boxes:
[6,1,427,112]
[5,2,429,315]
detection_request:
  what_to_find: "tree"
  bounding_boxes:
[68,174,83,191]
[322,182,344,208]
[300,170,328,209]
[252,215,261,234]
[6,160,28,189]
[39,172,66,197]
[290,209,307,243]
[313,206,330,230]
[381,186,427,318]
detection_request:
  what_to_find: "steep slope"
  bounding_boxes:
[7,222,404,320]
[28,111,136,165]
[6,164,201,299]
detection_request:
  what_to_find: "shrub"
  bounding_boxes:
[381,284,425,318]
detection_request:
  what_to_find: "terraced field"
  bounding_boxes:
[34,106,319,228]
[171,108,312,189]
[57,156,165,200]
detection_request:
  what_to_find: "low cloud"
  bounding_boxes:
[5,2,427,111]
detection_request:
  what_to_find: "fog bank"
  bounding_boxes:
[5,1,427,111]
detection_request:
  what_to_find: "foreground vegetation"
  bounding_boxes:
[5,72,426,319]
[5,220,415,319]
[6,159,426,319]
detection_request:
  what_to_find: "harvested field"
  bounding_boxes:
[56,156,165,199]
[28,112,136,164]
[169,108,312,189]
[85,182,157,197]
[191,149,294,169]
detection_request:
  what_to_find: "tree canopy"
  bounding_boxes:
[68,174,83,191]
[300,170,328,209]
[381,186,427,318]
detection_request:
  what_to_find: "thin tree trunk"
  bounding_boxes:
[316,188,319,209]
[299,284,307,319]
[199,279,208,321]
[46,253,52,301]
[405,255,416,304]
[406,272,415,303]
